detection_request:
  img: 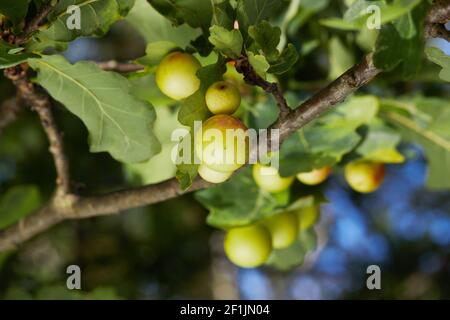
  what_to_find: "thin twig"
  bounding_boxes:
[235,55,291,119]
[96,60,145,73]
[425,23,450,41]
[425,0,450,40]
[15,3,54,45]
[273,54,380,142]
[4,66,72,197]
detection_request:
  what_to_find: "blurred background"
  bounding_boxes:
[0,0,449,299]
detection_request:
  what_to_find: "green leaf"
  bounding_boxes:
[373,2,428,78]
[320,18,362,31]
[128,72,173,107]
[343,0,371,22]
[124,107,181,184]
[176,162,199,191]
[178,58,226,127]
[301,0,329,10]
[321,0,422,31]
[0,0,30,24]
[356,118,405,163]
[246,98,279,130]
[0,185,41,230]
[139,41,179,67]
[393,12,416,39]
[425,47,450,82]
[0,40,36,69]
[328,37,355,80]
[28,0,135,50]
[267,44,298,75]
[266,228,317,271]
[149,0,213,31]
[356,26,378,52]
[290,0,329,31]
[247,21,298,75]
[373,25,421,77]
[117,0,137,14]
[126,0,201,47]
[28,55,161,163]
[375,0,422,24]
[385,97,450,189]
[247,52,270,78]
[195,167,290,229]
[175,122,199,190]
[237,0,284,41]
[211,0,235,29]
[280,95,379,176]
[209,25,243,59]
[248,21,281,62]
[37,0,124,43]
[178,91,212,128]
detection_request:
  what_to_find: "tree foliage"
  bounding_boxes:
[0,0,448,273]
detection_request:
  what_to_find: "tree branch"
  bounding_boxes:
[427,0,450,24]
[273,54,380,142]
[14,3,55,45]
[425,0,450,41]
[96,60,145,73]
[0,177,211,250]
[4,67,72,197]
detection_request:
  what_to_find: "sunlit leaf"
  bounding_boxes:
[29,55,161,163]
[425,47,450,82]
[385,97,450,189]
[209,25,243,59]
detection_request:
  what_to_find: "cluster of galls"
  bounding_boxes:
[224,205,319,268]
[253,161,385,194]
[226,162,385,268]
[156,51,247,184]
[155,52,387,268]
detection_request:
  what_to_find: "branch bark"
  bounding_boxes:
[235,56,291,119]
[425,0,450,41]
[0,177,211,250]
[4,67,72,197]
[96,60,145,73]
[427,0,450,24]
[14,3,54,45]
[274,54,380,142]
